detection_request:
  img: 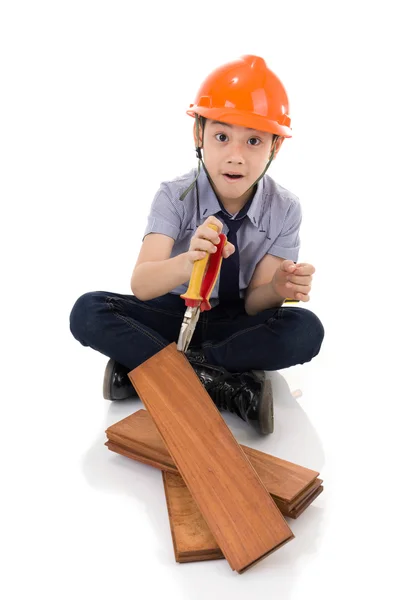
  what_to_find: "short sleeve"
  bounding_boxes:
[268,199,302,261]
[142,185,183,242]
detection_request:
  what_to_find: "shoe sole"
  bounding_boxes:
[103,358,115,400]
[251,370,274,435]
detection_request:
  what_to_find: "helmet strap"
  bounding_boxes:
[180,113,210,201]
[242,135,280,194]
[180,115,281,201]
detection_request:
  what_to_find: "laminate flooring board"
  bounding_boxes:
[275,479,324,513]
[241,445,321,501]
[106,409,322,505]
[106,440,177,474]
[161,472,323,564]
[105,440,322,518]
[106,431,176,472]
[127,343,294,573]
[286,486,324,519]
[106,447,323,565]
[107,408,174,465]
[162,471,224,563]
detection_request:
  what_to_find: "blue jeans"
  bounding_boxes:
[69,291,324,372]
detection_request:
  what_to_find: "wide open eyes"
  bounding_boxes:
[214,133,262,146]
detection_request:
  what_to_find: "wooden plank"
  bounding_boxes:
[106,440,176,474]
[105,408,321,505]
[106,429,176,473]
[285,486,324,519]
[241,445,321,502]
[106,440,323,564]
[161,471,322,564]
[274,478,323,513]
[105,440,323,518]
[162,471,223,563]
[105,440,322,564]
[127,343,294,573]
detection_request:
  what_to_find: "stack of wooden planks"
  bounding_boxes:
[105,343,323,573]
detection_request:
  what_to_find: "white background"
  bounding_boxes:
[1,1,399,598]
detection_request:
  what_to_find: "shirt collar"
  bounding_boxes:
[196,163,264,228]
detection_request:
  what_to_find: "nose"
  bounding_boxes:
[226,142,245,164]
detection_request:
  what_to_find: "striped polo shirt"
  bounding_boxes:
[142,164,302,307]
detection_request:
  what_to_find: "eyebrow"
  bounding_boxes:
[209,120,264,134]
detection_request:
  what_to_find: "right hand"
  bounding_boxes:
[271,260,298,298]
[186,216,236,266]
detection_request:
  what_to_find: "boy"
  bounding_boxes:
[69,55,324,435]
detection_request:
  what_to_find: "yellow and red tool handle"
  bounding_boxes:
[180,224,227,312]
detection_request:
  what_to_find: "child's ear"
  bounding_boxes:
[271,136,284,159]
[193,121,204,148]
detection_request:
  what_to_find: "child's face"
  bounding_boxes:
[197,119,281,205]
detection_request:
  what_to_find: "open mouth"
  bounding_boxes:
[223,173,244,180]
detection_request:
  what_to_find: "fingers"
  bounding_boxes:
[291,263,316,275]
[204,215,224,234]
[221,241,234,258]
[281,261,315,276]
[192,224,220,253]
[285,260,314,301]
[191,232,235,258]
[286,283,311,294]
[298,293,309,301]
[286,274,313,285]
[193,218,236,258]
[197,223,222,245]
[292,292,310,301]
[189,250,208,262]
[285,287,310,301]
[191,237,219,254]
[285,263,314,295]
[224,242,235,257]
[281,260,296,273]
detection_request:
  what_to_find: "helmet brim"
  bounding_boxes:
[187,107,292,138]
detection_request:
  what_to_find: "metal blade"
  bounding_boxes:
[176,306,200,352]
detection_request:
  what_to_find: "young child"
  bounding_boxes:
[69,55,324,435]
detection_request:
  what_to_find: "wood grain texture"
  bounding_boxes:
[162,471,223,563]
[106,440,322,563]
[161,471,324,563]
[105,408,322,506]
[127,343,294,573]
[105,440,323,518]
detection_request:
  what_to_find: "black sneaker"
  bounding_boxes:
[103,359,137,401]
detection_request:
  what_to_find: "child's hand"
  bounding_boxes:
[271,260,315,302]
[186,216,235,265]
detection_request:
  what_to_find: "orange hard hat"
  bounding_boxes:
[187,55,292,138]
